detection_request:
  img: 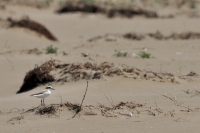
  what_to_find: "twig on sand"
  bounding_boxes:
[56,92,63,106]
[153,97,163,114]
[80,81,89,110]
[174,118,191,122]
[71,81,89,118]
[3,41,14,71]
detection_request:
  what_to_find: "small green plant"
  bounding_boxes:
[114,50,128,57]
[180,0,196,9]
[81,0,95,4]
[61,51,67,56]
[189,0,196,9]
[58,0,65,6]
[138,51,151,59]
[155,0,169,7]
[45,45,58,54]
[45,0,54,5]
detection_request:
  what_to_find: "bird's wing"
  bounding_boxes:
[30,90,47,96]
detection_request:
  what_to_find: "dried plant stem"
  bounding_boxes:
[80,81,89,111]
[100,90,114,108]
[71,81,89,119]
[56,92,63,105]
[4,41,14,71]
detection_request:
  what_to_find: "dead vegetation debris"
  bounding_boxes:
[35,106,58,115]
[18,60,197,93]
[20,101,146,118]
[88,34,119,42]
[100,101,144,110]
[63,101,145,118]
[0,48,41,56]
[56,1,158,18]
[190,90,200,98]
[64,102,80,113]
[7,17,57,41]
[9,82,200,119]
[123,33,145,41]
[179,71,199,82]
[55,61,180,83]
[17,60,57,93]
[7,115,24,124]
[62,101,181,118]
[21,48,42,55]
[6,99,200,120]
[23,105,59,117]
[149,31,200,40]
[0,0,51,9]
[186,71,198,77]
[124,31,200,40]
[88,32,200,42]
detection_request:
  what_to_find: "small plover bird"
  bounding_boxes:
[30,86,55,106]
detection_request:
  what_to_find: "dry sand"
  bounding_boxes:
[1,1,200,133]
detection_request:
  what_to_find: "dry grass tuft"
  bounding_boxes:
[35,106,58,115]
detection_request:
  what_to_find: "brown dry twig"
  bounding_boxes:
[71,81,89,118]
[80,81,89,110]
[56,92,63,106]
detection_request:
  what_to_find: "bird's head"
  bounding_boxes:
[46,86,55,90]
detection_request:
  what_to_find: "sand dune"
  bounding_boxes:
[1,1,200,133]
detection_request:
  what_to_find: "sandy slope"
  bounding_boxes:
[1,4,200,133]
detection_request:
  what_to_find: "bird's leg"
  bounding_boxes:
[41,99,42,106]
[43,99,45,106]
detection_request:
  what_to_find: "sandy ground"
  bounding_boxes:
[1,2,200,133]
